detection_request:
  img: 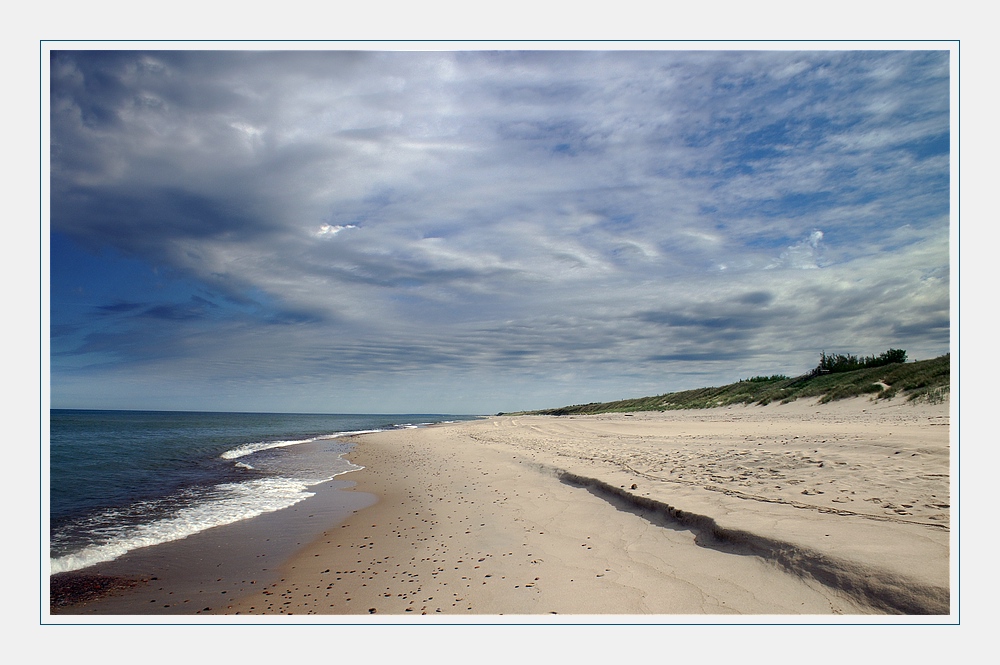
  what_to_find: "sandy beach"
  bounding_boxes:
[226,396,949,616]
[52,396,951,617]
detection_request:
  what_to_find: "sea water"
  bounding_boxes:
[48,410,476,574]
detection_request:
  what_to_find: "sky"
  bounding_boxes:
[47,47,953,414]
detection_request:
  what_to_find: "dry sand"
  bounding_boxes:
[217,396,951,617]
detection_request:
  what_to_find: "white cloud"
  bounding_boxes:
[767,230,825,270]
[315,224,357,237]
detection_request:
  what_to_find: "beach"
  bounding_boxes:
[51,396,951,617]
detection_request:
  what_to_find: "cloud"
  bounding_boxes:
[48,49,952,413]
[315,224,357,237]
[768,230,825,269]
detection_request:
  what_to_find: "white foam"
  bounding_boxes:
[220,436,319,460]
[50,461,364,574]
[220,429,383,460]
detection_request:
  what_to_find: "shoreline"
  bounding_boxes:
[50,396,951,617]
[49,470,377,615]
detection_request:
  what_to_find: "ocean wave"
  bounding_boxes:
[220,429,383,460]
[50,463,362,574]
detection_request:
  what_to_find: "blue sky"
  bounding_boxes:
[47,48,952,414]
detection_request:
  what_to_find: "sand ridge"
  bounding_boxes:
[473,400,950,528]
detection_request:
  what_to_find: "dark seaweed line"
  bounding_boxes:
[557,471,950,615]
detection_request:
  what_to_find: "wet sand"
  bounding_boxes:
[50,396,951,618]
[49,475,376,616]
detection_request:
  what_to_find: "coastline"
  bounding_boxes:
[49,454,377,615]
[51,396,951,617]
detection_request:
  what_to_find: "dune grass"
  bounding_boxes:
[522,353,950,416]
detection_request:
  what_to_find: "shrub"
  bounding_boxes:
[741,374,790,383]
[814,348,907,375]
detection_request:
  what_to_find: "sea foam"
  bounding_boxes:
[50,464,362,574]
[220,429,383,460]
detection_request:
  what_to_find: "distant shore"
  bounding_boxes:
[51,396,951,617]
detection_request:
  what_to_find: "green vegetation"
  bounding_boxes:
[814,348,907,375]
[741,374,791,383]
[523,352,949,416]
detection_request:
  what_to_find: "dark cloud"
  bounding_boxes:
[735,291,774,306]
[95,302,145,314]
[647,351,749,363]
[141,301,215,321]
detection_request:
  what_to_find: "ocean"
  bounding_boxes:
[48,410,478,575]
